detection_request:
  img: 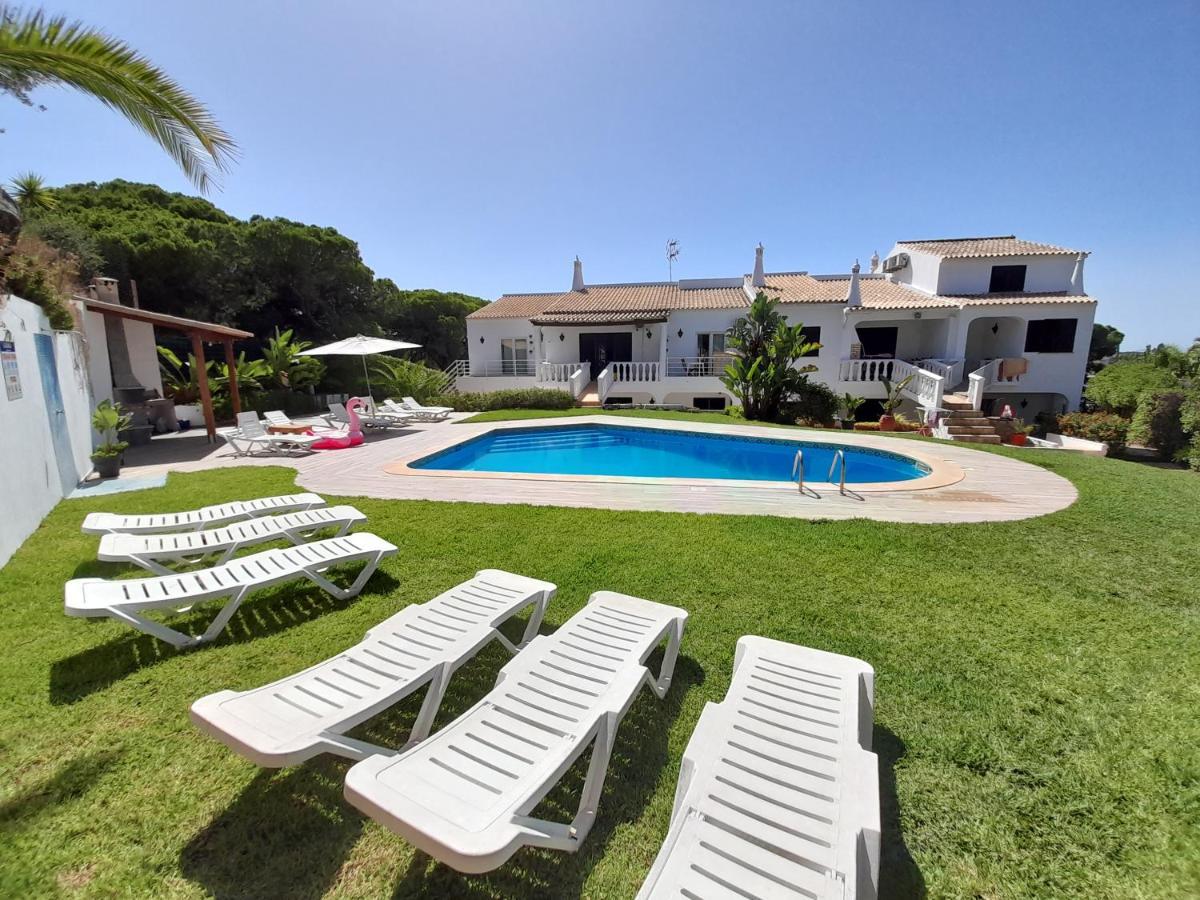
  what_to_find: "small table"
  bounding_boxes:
[267,423,312,435]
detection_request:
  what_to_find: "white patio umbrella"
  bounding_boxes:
[299,334,421,397]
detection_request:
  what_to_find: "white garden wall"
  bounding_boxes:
[0,295,96,569]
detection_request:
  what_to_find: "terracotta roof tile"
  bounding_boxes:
[944,291,1097,306]
[755,273,955,309]
[532,310,670,325]
[468,282,748,320]
[895,236,1080,258]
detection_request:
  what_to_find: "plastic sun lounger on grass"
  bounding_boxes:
[81,492,326,535]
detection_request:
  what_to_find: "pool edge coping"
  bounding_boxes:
[382,415,967,493]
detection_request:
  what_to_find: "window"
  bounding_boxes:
[856,326,898,359]
[1024,318,1078,353]
[694,396,727,411]
[989,265,1027,293]
[798,326,821,358]
[697,332,726,356]
[500,338,528,374]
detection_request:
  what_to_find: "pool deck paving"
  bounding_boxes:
[111,414,1077,524]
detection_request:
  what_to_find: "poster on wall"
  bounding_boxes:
[1,333,21,401]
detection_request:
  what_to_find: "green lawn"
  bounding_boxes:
[1,417,1198,898]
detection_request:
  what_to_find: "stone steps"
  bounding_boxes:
[938,394,1006,444]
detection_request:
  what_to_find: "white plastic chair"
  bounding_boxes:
[65,533,397,648]
[98,505,367,575]
[344,591,688,873]
[191,569,557,766]
[81,493,327,535]
[636,636,880,900]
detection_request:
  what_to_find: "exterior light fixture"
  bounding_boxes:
[991,323,999,335]
[559,333,565,341]
[914,311,922,319]
[677,328,683,338]
[479,336,485,343]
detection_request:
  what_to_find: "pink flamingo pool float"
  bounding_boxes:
[311,396,365,450]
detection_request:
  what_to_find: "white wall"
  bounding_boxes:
[80,306,113,406]
[0,295,95,569]
[937,255,1076,295]
[466,318,538,372]
[125,319,164,395]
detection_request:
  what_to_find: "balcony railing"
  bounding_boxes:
[840,357,945,410]
[608,361,660,382]
[537,361,585,383]
[460,359,537,377]
[666,356,727,377]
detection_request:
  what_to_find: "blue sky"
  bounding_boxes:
[4,0,1198,349]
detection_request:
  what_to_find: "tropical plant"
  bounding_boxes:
[719,292,819,422]
[212,351,268,395]
[879,373,916,415]
[260,327,323,390]
[157,345,210,404]
[8,171,56,212]
[840,392,865,422]
[0,8,236,193]
[90,398,130,457]
[370,355,448,405]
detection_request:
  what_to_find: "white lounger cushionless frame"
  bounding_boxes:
[326,402,409,430]
[392,397,452,421]
[190,569,557,767]
[344,591,688,874]
[636,636,880,900]
[98,505,367,575]
[82,493,327,535]
[65,533,397,648]
[221,413,321,457]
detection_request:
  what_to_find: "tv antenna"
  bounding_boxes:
[666,239,680,280]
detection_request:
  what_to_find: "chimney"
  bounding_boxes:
[1068,252,1087,296]
[869,250,880,273]
[846,260,862,307]
[572,256,586,292]
[91,276,121,305]
[752,243,766,288]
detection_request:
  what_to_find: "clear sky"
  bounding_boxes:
[4,0,1198,349]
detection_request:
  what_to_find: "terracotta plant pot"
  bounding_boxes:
[878,414,897,432]
[1010,432,1028,446]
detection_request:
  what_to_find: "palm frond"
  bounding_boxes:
[0,9,237,193]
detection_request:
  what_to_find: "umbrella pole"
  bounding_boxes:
[362,354,371,400]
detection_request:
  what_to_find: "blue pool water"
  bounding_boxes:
[412,424,929,484]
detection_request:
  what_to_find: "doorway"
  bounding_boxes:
[578,332,633,376]
[34,333,80,495]
[856,326,898,359]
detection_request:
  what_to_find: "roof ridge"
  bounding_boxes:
[897,235,1016,244]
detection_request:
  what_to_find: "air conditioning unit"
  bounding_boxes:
[881,253,910,273]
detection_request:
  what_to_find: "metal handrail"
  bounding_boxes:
[791,449,804,493]
[827,449,846,495]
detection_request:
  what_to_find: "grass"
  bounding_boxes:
[0,415,1198,898]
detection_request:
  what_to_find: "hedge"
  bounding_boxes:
[1056,412,1130,452]
[432,389,577,412]
[1129,390,1188,461]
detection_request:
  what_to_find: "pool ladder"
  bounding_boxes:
[791,449,805,493]
[793,448,850,497]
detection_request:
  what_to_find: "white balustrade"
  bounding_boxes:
[567,362,591,399]
[840,357,944,411]
[597,365,614,403]
[839,358,901,383]
[537,361,584,383]
[609,361,661,383]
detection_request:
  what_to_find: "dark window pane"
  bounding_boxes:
[989,265,1027,292]
[799,326,822,358]
[1024,318,1078,353]
[856,327,898,358]
[694,396,727,410]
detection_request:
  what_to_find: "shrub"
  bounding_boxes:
[1129,390,1187,460]
[4,236,77,330]
[1056,412,1130,452]
[432,388,577,412]
[853,421,881,431]
[1083,361,1179,416]
[778,380,839,426]
[1179,392,1200,472]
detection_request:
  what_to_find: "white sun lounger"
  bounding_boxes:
[65,533,397,648]
[262,409,312,429]
[220,413,321,457]
[326,401,410,430]
[636,636,879,900]
[191,569,557,767]
[344,591,688,873]
[97,505,367,575]
[393,396,452,421]
[81,492,327,535]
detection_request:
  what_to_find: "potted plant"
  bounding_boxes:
[1009,418,1035,446]
[91,399,131,478]
[878,373,915,432]
[839,393,865,430]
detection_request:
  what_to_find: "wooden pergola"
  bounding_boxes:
[80,297,255,441]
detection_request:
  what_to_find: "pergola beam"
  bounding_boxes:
[191,332,217,441]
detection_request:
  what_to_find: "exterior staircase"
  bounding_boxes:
[578,381,602,408]
[939,393,1003,444]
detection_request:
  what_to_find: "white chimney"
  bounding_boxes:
[869,250,880,274]
[752,243,766,288]
[1068,252,1087,296]
[846,260,862,308]
[572,256,585,292]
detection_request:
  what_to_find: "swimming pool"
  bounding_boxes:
[410,423,930,484]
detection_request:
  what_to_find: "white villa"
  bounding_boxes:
[452,235,1097,421]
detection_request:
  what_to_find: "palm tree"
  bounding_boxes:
[8,171,56,212]
[0,8,236,194]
